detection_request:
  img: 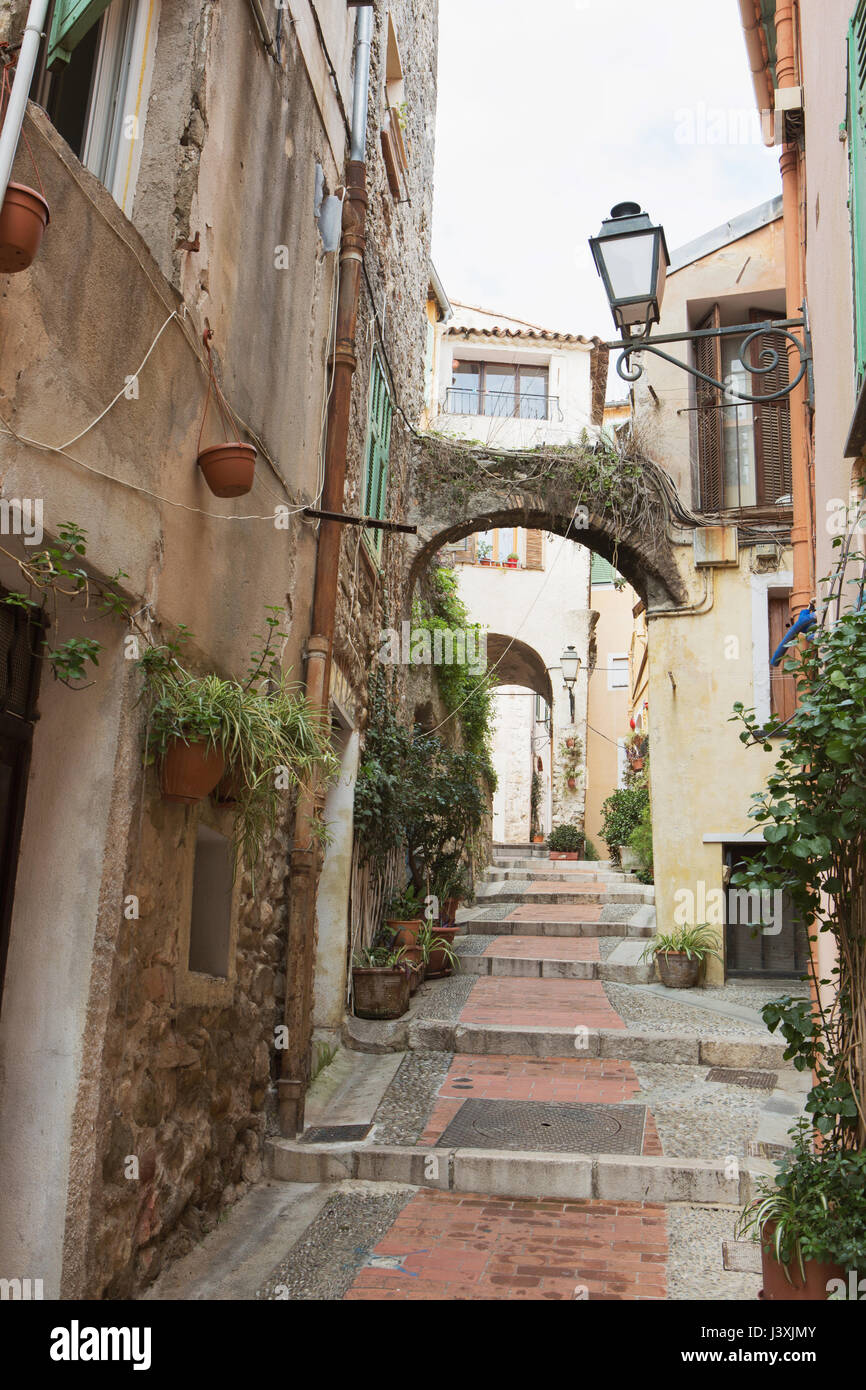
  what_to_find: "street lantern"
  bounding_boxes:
[560,645,581,721]
[589,202,670,338]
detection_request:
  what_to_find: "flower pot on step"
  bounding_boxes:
[655,950,701,989]
[160,739,226,804]
[550,851,580,861]
[197,441,257,498]
[426,924,459,978]
[0,183,50,273]
[759,1223,845,1301]
[352,967,409,1020]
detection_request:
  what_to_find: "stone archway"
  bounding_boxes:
[405,435,688,613]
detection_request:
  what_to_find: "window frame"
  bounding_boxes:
[448,358,550,420]
[608,654,630,692]
[362,350,393,560]
[850,0,866,390]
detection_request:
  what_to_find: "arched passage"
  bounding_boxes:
[486,633,554,706]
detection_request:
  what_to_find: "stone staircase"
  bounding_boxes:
[266,849,803,1211]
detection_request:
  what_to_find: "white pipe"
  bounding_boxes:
[0,0,51,206]
[349,3,373,163]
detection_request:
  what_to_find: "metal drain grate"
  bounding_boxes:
[434,1099,646,1154]
[706,1068,777,1091]
[301,1124,372,1144]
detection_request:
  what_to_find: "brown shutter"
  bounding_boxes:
[768,590,797,723]
[524,530,544,570]
[749,308,792,507]
[694,304,723,511]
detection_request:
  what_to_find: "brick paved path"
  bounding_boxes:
[342,856,669,1301]
[344,1193,668,1301]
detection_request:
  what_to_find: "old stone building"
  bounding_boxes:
[0,0,438,1299]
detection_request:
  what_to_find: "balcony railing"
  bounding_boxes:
[444,388,563,422]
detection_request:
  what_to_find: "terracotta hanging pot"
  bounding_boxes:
[0,182,50,273]
[161,739,225,804]
[196,329,256,498]
[567,776,577,790]
[197,442,257,498]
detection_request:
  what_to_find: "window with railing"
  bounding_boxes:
[694,305,792,513]
[447,360,557,420]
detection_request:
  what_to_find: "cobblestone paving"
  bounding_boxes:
[371,1051,455,1145]
[666,1205,761,1301]
[603,982,770,1037]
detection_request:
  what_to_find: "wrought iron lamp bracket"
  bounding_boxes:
[606,304,813,408]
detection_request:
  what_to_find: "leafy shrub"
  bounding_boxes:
[547,824,584,853]
[628,801,653,883]
[601,784,649,864]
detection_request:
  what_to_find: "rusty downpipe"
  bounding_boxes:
[775,0,814,620]
[278,4,373,1137]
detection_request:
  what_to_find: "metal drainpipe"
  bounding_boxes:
[774,0,814,621]
[247,0,278,63]
[738,0,775,140]
[0,0,52,206]
[278,3,373,1138]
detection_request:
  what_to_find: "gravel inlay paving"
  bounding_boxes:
[600,903,640,921]
[257,1187,416,1300]
[597,938,622,961]
[604,982,770,1037]
[414,974,475,1019]
[456,935,497,956]
[666,1205,761,1301]
[701,979,809,1012]
[460,903,513,922]
[370,1051,455,1145]
[631,1061,766,1161]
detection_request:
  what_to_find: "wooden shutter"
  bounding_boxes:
[768,590,797,724]
[749,308,792,507]
[851,1,866,388]
[363,353,393,556]
[524,530,544,570]
[48,0,112,69]
[694,304,723,511]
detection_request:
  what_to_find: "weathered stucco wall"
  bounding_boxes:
[0,0,439,1298]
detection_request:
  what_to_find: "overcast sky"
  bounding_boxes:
[431,0,781,340]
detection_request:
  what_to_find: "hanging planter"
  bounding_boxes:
[196,329,256,497]
[0,181,50,273]
[0,67,50,274]
[160,739,226,804]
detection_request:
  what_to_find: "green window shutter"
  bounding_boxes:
[363,352,392,556]
[850,0,866,388]
[48,0,113,69]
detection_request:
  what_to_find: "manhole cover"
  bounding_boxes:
[706,1068,777,1091]
[434,1099,646,1154]
[301,1124,371,1144]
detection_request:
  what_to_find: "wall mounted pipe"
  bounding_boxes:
[0,0,51,207]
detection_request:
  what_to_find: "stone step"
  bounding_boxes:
[483,867,632,884]
[456,942,654,985]
[474,883,654,906]
[342,1014,789,1070]
[266,1137,771,1207]
[458,917,654,938]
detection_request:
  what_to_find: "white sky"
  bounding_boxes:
[431,0,781,340]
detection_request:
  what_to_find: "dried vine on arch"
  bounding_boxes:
[413,429,671,569]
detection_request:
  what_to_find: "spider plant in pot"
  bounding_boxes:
[418,920,461,980]
[352,942,410,1020]
[736,1123,865,1300]
[640,923,720,989]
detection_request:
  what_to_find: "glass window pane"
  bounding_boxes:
[601,231,656,301]
[519,366,548,419]
[450,360,480,414]
[721,341,756,507]
[484,364,517,417]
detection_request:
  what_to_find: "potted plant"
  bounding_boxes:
[138,617,337,872]
[736,1125,864,1300]
[547,824,584,860]
[505,551,519,569]
[418,920,461,980]
[352,943,410,1020]
[384,885,427,947]
[640,923,720,989]
[196,330,257,498]
[601,784,649,867]
[477,540,493,566]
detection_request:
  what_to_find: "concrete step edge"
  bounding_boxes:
[265,1138,768,1206]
